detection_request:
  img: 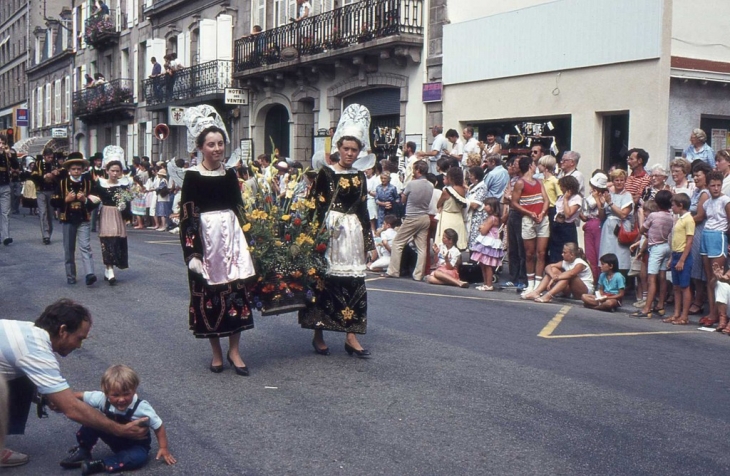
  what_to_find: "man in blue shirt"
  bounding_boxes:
[484,153,509,199]
[0,299,148,468]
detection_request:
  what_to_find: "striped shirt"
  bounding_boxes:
[0,320,69,394]
[519,178,545,215]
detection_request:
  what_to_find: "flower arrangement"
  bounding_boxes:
[242,172,329,316]
[84,16,116,45]
[112,188,135,211]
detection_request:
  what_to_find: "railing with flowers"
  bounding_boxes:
[72,78,135,118]
[143,60,233,106]
[234,0,424,72]
[84,10,120,47]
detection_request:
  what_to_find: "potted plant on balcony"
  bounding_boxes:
[358,24,374,43]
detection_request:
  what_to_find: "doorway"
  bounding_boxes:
[265,105,290,157]
[601,113,630,171]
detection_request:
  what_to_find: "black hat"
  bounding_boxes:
[63,152,89,169]
[91,152,103,162]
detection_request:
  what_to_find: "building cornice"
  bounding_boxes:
[27,50,76,78]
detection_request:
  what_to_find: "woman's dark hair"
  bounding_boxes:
[654,190,673,211]
[443,228,459,244]
[336,135,363,151]
[436,157,450,173]
[447,166,464,186]
[195,126,227,149]
[34,299,92,338]
[105,160,123,171]
[599,253,619,272]
[558,175,580,196]
[518,155,532,173]
[447,157,461,170]
[469,166,484,183]
[691,160,710,176]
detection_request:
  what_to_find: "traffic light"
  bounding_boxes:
[5,128,13,147]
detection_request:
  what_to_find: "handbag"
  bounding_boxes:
[614,219,639,245]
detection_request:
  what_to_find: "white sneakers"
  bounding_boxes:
[0,449,30,467]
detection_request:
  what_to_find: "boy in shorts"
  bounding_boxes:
[700,171,730,324]
[632,190,674,318]
[665,193,694,324]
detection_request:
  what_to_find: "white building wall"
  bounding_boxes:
[447,0,554,24]
[671,0,730,63]
[668,81,730,157]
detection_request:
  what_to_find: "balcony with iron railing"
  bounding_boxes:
[142,60,233,109]
[84,9,121,49]
[73,79,136,122]
[234,0,423,76]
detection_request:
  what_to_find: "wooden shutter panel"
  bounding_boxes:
[216,15,233,61]
[54,79,62,124]
[199,19,217,63]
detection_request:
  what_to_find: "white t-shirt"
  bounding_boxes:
[461,137,479,166]
[437,244,460,268]
[429,134,449,174]
[562,258,594,290]
[377,228,397,257]
[703,194,730,232]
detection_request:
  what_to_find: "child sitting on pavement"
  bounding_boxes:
[522,242,594,303]
[425,228,469,288]
[581,253,625,312]
[60,364,176,475]
[368,215,398,272]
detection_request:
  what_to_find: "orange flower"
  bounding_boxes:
[291,270,303,279]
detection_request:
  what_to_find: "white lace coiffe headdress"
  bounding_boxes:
[330,104,375,171]
[183,105,229,153]
[102,145,125,169]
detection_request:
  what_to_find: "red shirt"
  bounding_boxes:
[625,170,650,199]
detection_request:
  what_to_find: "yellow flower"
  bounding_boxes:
[341,307,355,321]
[281,214,291,221]
[338,177,351,189]
[275,240,283,246]
[352,177,361,187]
[318,195,326,203]
[308,267,316,276]
[242,223,252,232]
[295,234,314,246]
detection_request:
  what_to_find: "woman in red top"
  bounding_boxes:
[511,156,549,294]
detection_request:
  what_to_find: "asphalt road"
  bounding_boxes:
[3,213,730,475]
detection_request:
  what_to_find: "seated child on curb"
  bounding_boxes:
[523,242,594,303]
[425,228,469,288]
[368,215,398,272]
[60,364,176,475]
[664,192,694,325]
[581,253,625,312]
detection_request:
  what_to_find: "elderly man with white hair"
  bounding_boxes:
[556,150,585,196]
[682,128,715,168]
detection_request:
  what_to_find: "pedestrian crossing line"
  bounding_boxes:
[538,305,702,339]
[366,287,535,304]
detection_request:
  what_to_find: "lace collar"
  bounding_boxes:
[192,164,226,177]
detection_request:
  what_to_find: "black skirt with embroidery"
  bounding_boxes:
[188,274,254,338]
[298,275,367,334]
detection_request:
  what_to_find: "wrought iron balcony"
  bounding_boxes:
[143,60,233,108]
[234,0,423,74]
[73,78,136,122]
[84,9,120,49]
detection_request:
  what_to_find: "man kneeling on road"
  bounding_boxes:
[0,299,149,468]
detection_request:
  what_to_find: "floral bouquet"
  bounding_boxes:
[242,178,329,316]
[112,188,135,212]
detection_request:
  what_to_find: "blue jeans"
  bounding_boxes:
[77,425,150,473]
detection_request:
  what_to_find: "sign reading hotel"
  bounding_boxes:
[225,88,249,105]
[422,82,443,103]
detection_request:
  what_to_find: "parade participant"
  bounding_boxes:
[91,146,131,285]
[51,152,97,286]
[0,299,149,468]
[31,148,63,244]
[300,104,376,357]
[180,105,256,375]
[59,364,176,474]
[0,136,19,245]
[89,153,105,233]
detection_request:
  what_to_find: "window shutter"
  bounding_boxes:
[65,75,71,122]
[115,0,122,32]
[127,124,134,159]
[145,41,153,77]
[133,0,139,25]
[37,87,43,127]
[132,45,138,102]
[90,129,97,156]
[325,0,333,12]
[45,83,51,126]
[176,32,188,67]
[199,19,217,63]
[115,125,121,146]
[275,0,286,27]
[252,0,266,30]
[80,4,87,49]
[30,89,35,129]
[72,8,77,51]
[126,0,133,28]
[54,79,62,124]
[145,122,152,157]
[288,0,297,20]
[216,15,233,61]
[150,38,165,70]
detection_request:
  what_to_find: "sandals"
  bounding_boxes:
[688,304,704,316]
[534,293,553,303]
[651,308,666,317]
[672,319,689,325]
[631,311,652,319]
[662,316,677,323]
[475,285,494,291]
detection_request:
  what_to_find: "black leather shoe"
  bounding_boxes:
[81,459,105,475]
[3,238,12,246]
[226,352,249,376]
[345,343,371,358]
[59,446,91,469]
[85,274,97,286]
[67,277,77,285]
[43,238,51,245]
[312,340,330,355]
[209,362,224,373]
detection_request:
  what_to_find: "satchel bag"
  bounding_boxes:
[614,219,639,245]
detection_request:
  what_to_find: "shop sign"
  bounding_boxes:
[225,88,249,105]
[16,109,28,127]
[422,82,442,103]
[51,128,68,138]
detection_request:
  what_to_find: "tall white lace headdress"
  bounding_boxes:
[183,105,229,153]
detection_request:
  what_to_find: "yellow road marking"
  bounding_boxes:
[538,305,703,339]
[538,305,571,337]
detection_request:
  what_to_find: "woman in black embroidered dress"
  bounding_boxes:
[179,117,256,376]
[299,134,376,357]
[92,159,131,284]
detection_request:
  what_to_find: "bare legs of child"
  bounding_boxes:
[475,263,495,291]
[425,270,469,288]
[581,294,620,312]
